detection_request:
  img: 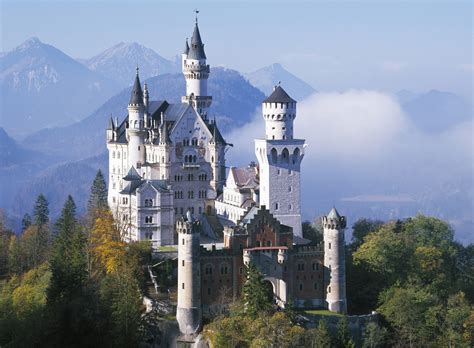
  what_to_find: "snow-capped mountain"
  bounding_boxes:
[81,42,178,87]
[244,63,316,101]
[0,37,120,136]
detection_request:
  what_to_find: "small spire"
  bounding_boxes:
[107,115,115,130]
[129,67,144,106]
[136,65,139,76]
[194,8,199,24]
[184,38,190,55]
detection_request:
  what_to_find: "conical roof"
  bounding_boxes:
[263,85,296,103]
[183,38,189,55]
[188,22,206,60]
[123,166,142,181]
[129,69,144,105]
[327,207,341,219]
[107,116,115,130]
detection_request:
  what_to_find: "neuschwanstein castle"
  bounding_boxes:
[106,19,348,328]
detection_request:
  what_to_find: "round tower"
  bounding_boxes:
[127,68,146,169]
[262,85,297,141]
[176,212,202,335]
[323,207,347,314]
[181,19,212,119]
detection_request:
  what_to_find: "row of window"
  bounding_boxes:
[182,138,199,146]
[184,155,197,163]
[270,147,300,165]
[264,102,296,109]
[174,190,206,199]
[111,151,127,159]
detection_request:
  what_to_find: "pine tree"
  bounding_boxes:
[312,320,332,348]
[47,195,86,302]
[336,316,356,348]
[22,213,32,232]
[88,170,108,215]
[33,194,49,227]
[242,263,273,318]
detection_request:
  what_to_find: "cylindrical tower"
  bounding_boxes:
[127,68,146,169]
[323,207,347,314]
[262,86,297,141]
[181,20,212,119]
[176,212,202,335]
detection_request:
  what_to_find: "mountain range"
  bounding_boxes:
[0,37,472,244]
[0,38,121,136]
[79,42,179,87]
[244,63,316,101]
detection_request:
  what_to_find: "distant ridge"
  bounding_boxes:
[244,63,316,101]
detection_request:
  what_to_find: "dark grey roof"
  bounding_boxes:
[263,86,296,103]
[188,23,206,60]
[120,179,143,195]
[107,117,114,130]
[208,122,225,144]
[123,166,141,181]
[148,180,170,192]
[129,71,144,105]
[184,38,189,55]
[327,207,341,219]
[162,103,189,122]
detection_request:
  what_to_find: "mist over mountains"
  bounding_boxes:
[0,37,472,244]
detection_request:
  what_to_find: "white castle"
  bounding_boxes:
[107,19,306,246]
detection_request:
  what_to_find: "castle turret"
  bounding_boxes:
[176,212,202,335]
[157,113,171,180]
[209,120,226,194]
[127,68,146,169]
[106,116,115,142]
[181,19,212,119]
[255,85,306,237]
[323,207,347,314]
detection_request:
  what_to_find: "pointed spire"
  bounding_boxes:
[107,115,115,130]
[327,207,341,219]
[183,38,189,55]
[129,66,144,106]
[188,20,206,60]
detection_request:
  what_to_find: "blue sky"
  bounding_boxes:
[2,0,472,98]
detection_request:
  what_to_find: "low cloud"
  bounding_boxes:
[224,90,473,240]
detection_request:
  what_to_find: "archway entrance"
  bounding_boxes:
[262,280,274,304]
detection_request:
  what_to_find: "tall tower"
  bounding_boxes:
[181,19,212,119]
[255,86,305,237]
[127,68,146,169]
[209,121,226,194]
[323,207,347,314]
[176,212,202,335]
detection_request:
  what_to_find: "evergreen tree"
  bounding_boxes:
[22,213,32,232]
[242,263,273,318]
[47,195,85,302]
[33,194,49,227]
[88,170,108,215]
[312,320,332,348]
[362,322,387,348]
[336,316,355,348]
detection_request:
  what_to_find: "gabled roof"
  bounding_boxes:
[188,22,206,60]
[123,166,141,181]
[120,179,143,195]
[230,166,258,189]
[263,85,296,103]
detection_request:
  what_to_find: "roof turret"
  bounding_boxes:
[263,85,296,103]
[107,116,115,130]
[183,38,190,55]
[129,67,144,106]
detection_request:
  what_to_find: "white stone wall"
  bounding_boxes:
[255,139,305,237]
[262,101,296,140]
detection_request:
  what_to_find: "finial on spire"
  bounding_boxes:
[136,65,139,76]
[194,9,199,24]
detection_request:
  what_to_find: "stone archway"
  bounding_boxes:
[262,280,274,304]
[263,277,287,308]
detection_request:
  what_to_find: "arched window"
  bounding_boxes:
[112,151,115,159]
[271,148,278,163]
[117,152,120,159]
[293,148,300,164]
[193,155,197,163]
[282,148,289,164]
